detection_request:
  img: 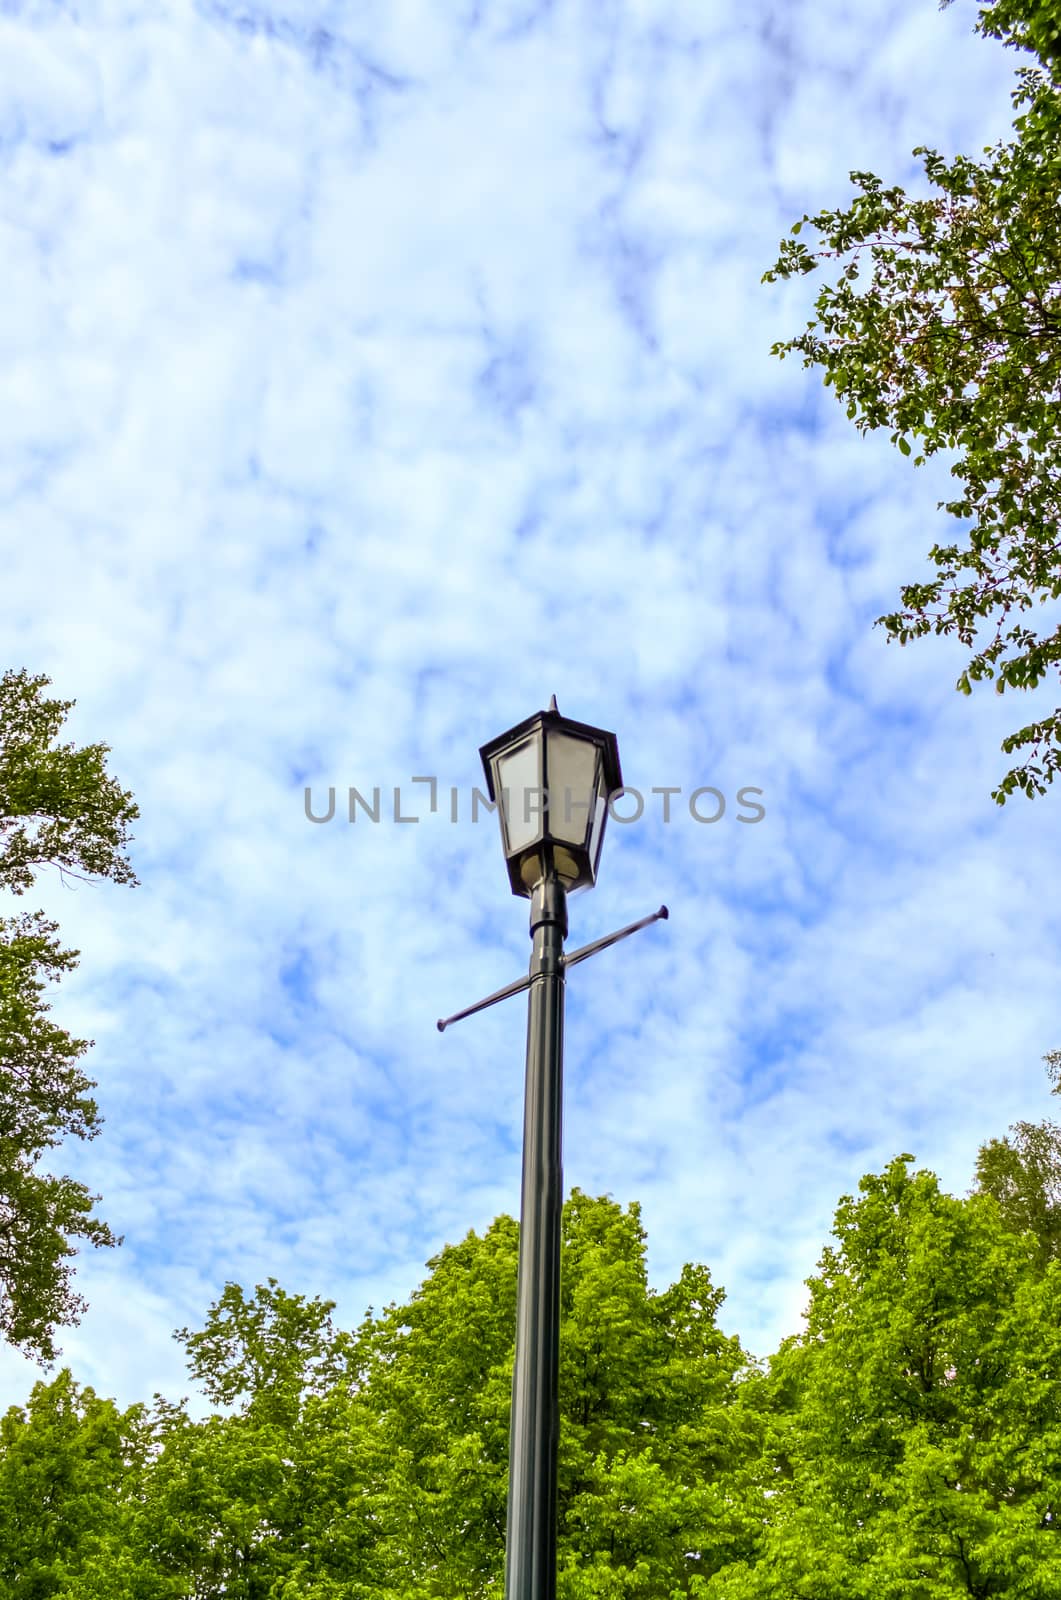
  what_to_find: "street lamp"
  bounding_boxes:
[478,696,621,899]
[438,698,668,1600]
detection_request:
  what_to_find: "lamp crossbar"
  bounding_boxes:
[436,904,668,1032]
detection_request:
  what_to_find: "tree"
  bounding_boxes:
[553,1193,762,1597]
[139,1279,380,1600]
[715,1155,1061,1598]
[130,1271,454,1600]
[100,1195,762,1599]
[974,1048,1061,1262]
[0,917,118,1363]
[955,0,1061,66]
[0,670,138,898]
[763,1,1061,801]
[975,1116,1061,1261]
[5,1156,1061,1593]
[175,1277,352,1425]
[0,1369,161,1599]
[341,1191,761,1598]
[0,669,138,1359]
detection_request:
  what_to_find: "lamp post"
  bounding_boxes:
[438,699,668,1600]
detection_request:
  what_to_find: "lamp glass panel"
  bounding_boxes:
[545,732,599,847]
[588,790,608,875]
[496,735,543,854]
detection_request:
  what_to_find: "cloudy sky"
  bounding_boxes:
[1,0,1058,1412]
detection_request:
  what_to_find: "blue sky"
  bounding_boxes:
[1,0,1059,1410]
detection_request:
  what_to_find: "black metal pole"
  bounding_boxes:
[505,872,567,1600]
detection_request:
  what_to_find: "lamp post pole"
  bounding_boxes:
[506,874,567,1600]
[436,701,668,1600]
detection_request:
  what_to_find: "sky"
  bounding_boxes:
[1,0,1059,1413]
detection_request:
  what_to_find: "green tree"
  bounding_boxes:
[0,669,138,1360]
[0,1368,162,1599]
[10,1156,1061,1595]
[135,1282,384,1600]
[976,1116,1061,1261]
[124,1195,763,1599]
[715,1155,1061,1598]
[0,918,118,1364]
[954,0,1061,66]
[0,670,138,898]
[974,1048,1061,1263]
[344,1191,760,1598]
[764,1,1061,801]
[175,1277,352,1425]
[342,1212,520,1595]
[554,1194,761,1597]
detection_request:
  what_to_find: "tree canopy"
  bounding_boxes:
[764,0,1061,801]
[717,1156,1061,1598]
[4,1125,1061,1596]
[0,669,138,1360]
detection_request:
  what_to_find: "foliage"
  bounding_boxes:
[0,1370,161,1599]
[0,916,118,1361]
[7,1195,760,1598]
[0,670,138,899]
[975,1117,1061,1262]
[329,1193,760,1597]
[138,1281,377,1599]
[764,3,1061,801]
[3,1151,1061,1594]
[553,1195,761,1597]
[715,1155,1061,1598]
[175,1278,352,1424]
[949,0,1061,68]
[973,1049,1061,1263]
[0,670,138,1360]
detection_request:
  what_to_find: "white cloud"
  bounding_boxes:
[0,0,1053,1411]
